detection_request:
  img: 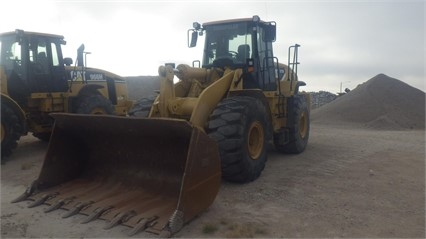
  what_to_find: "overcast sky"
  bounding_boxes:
[1,0,424,93]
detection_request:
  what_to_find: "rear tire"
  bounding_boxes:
[1,104,23,158]
[76,95,114,115]
[208,96,269,183]
[32,95,114,142]
[275,94,310,154]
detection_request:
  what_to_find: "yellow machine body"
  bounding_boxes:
[1,30,132,157]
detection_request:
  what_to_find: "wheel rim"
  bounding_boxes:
[247,121,264,160]
[1,122,5,142]
[299,111,308,139]
[90,107,107,115]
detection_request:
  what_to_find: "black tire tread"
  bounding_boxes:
[1,104,23,157]
[275,94,310,154]
[208,96,269,183]
[76,95,114,115]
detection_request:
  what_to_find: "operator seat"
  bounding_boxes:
[237,44,259,89]
[237,44,250,63]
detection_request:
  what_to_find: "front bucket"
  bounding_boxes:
[14,113,221,236]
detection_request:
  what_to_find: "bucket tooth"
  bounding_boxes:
[62,201,93,218]
[11,192,31,204]
[104,210,136,230]
[44,201,63,213]
[168,210,184,234]
[11,180,39,203]
[127,216,158,236]
[28,192,58,208]
[81,206,113,224]
[44,197,75,213]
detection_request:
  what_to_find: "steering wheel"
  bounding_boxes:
[228,51,238,58]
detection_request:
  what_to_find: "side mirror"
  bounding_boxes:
[63,57,73,66]
[188,30,198,48]
[264,22,276,42]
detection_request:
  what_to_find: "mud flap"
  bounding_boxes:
[13,113,221,236]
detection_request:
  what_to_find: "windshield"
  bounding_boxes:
[203,22,252,67]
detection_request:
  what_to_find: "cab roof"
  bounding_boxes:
[0,29,64,40]
[203,17,267,27]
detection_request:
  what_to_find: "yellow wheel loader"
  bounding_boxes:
[13,16,310,237]
[0,30,133,158]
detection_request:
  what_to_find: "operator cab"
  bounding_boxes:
[0,30,69,104]
[189,16,279,91]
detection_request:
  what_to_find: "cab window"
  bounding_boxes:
[203,22,252,66]
[51,42,59,66]
[0,40,22,71]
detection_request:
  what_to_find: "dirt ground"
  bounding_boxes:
[1,122,424,238]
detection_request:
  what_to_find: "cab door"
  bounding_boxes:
[49,40,68,92]
[27,36,68,93]
[256,23,277,91]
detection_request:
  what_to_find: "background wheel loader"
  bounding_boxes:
[13,16,310,237]
[1,30,133,158]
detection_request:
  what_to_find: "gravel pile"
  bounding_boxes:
[125,76,160,100]
[311,74,425,130]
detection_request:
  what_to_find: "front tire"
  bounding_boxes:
[76,95,114,115]
[208,96,269,183]
[1,104,23,158]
